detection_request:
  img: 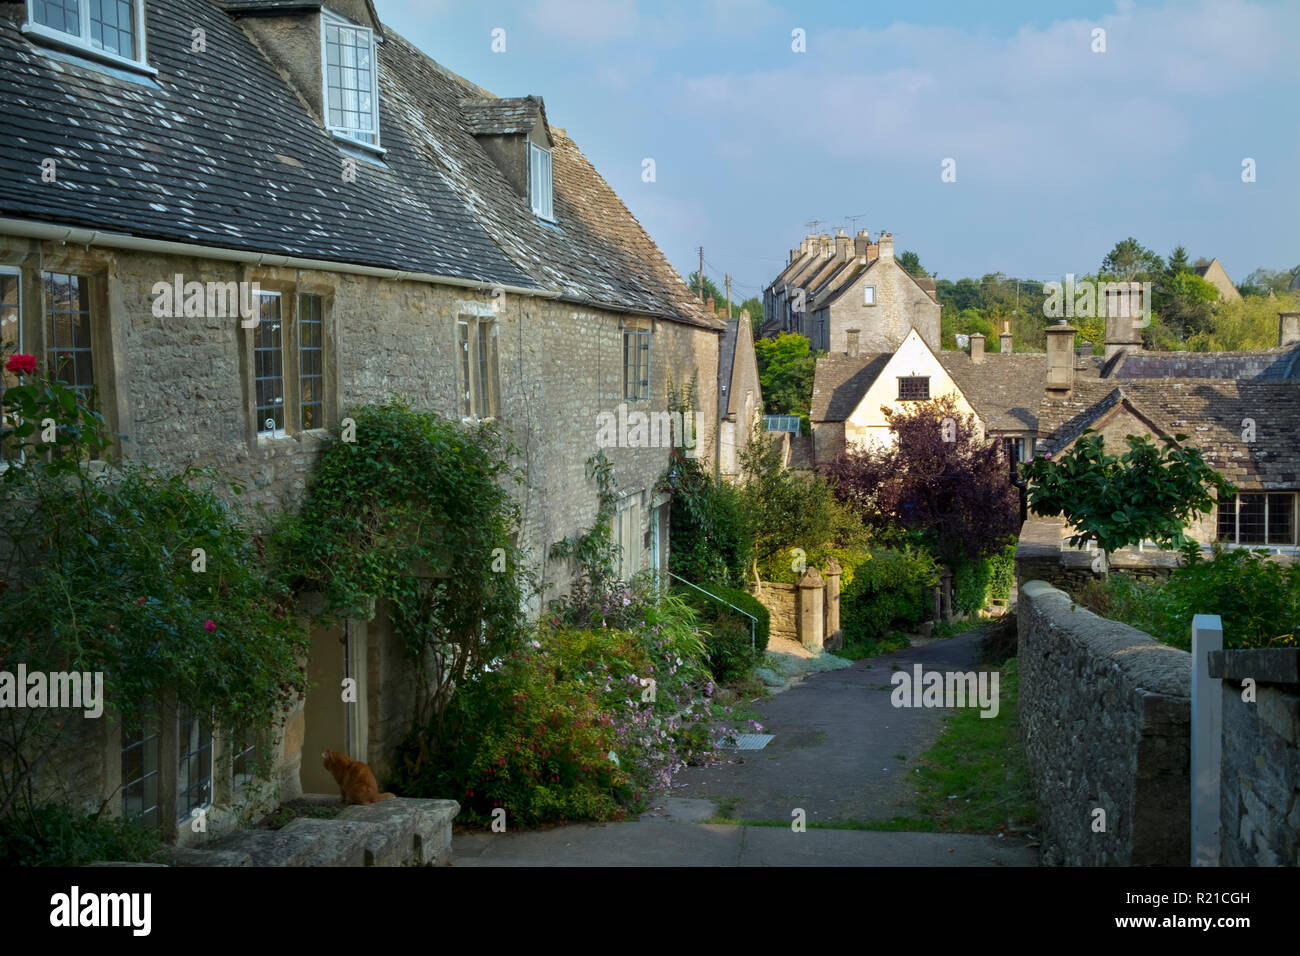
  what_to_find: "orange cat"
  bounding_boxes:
[322,749,394,805]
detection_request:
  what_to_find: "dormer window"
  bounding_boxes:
[24,0,151,70]
[322,10,380,149]
[529,143,554,221]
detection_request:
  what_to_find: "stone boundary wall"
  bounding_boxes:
[1018,580,1191,865]
[754,582,797,642]
[1208,649,1300,866]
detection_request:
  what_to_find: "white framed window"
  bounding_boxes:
[321,10,380,150]
[863,285,876,306]
[24,0,152,72]
[457,316,500,420]
[529,142,554,221]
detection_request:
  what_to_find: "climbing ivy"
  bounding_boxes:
[548,451,620,593]
[277,399,533,732]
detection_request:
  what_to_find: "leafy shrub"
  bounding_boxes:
[1090,549,1299,650]
[0,804,165,867]
[987,541,1017,604]
[392,590,718,826]
[675,583,769,683]
[841,547,940,645]
[667,455,752,588]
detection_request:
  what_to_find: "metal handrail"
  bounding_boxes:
[667,571,758,654]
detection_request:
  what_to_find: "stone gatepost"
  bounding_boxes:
[797,567,826,652]
[823,558,842,652]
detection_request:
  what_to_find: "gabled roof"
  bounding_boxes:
[937,351,1048,432]
[810,351,892,422]
[718,319,740,418]
[1036,379,1300,489]
[0,0,716,328]
[815,259,875,309]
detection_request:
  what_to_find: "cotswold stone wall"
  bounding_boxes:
[754,582,797,642]
[1017,580,1191,865]
[1014,518,1178,597]
[1209,649,1300,866]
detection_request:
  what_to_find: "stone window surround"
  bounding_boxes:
[1216,490,1298,547]
[621,318,652,402]
[897,375,930,401]
[863,285,876,306]
[239,273,339,452]
[112,694,274,846]
[0,247,127,456]
[456,313,501,421]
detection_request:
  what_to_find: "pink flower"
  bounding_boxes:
[204,619,216,632]
[1044,452,1053,460]
[4,353,36,376]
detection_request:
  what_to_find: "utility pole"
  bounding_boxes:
[698,246,704,301]
[725,274,731,320]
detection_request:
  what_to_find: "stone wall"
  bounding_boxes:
[824,255,940,355]
[1015,517,1180,596]
[754,582,797,642]
[1017,580,1191,865]
[1208,649,1300,866]
[0,235,720,842]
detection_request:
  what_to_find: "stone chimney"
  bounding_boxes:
[706,295,715,314]
[1103,283,1144,360]
[819,233,833,257]
[846,329,860,358]
[1045,321,1077,391]
[1279,311,1300,347]
[790,248,800,264]
[969,332,985,364]
[834,230,851,261]
[854,230,871,258]
[877,232,894,260]
[1000,320,1013,354]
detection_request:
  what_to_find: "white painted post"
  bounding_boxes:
[1190,614,1223,866]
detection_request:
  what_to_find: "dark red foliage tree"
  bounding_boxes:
[819,394,1019,564]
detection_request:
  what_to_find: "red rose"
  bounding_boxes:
[4,353,36,376]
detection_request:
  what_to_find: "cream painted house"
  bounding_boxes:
[812,328,982,459]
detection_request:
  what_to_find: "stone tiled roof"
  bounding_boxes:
[1102,346,1300,381]
[937,351,1048,432]
[1036,379,1300,490]
[0,0,717,329]
[810,352,891,422]
[718,319,739,417]
[460,96,552,143]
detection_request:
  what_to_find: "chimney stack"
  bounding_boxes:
[835,229,852,261]
[877,232,894,260]
[969,332,985,364]
[819,233,833,257]
[846,329,860,358]
[1045,320,1078,392]
[1103,282,1144,360]
[854,230,871,258]
[1279,311,1300,347]
[1000,321,1013,354]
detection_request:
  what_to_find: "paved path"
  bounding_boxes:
[452,631,1037,866]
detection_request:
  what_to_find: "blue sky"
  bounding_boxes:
[376,0,1300,302]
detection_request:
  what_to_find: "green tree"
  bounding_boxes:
[898,250,927,278]
[1101,237,1164,282]
[753,332,818,433]
[1021,431,1232,571]
[739,296,764,337]
[1166,245,1191,276]
[686,271,723,307]
[1154,270,1221,339]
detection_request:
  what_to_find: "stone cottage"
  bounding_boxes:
[762,230,939,354]
[0,0,722,844]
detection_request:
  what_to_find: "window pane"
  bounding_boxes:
[254,294,284,434]
[1267,494,1294,545]
[88,0,135,57]
[34,0,81,37]
[476,321,490,417]
[1216,494,1237,543]
[43,272,94,401]
[1238,494,1266,544]
[298,294,324,430]
[324,21,377,145]
[176,706,213,822]
[458,322,471,417]
[121,713,160,830]
[898,376,929,400]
